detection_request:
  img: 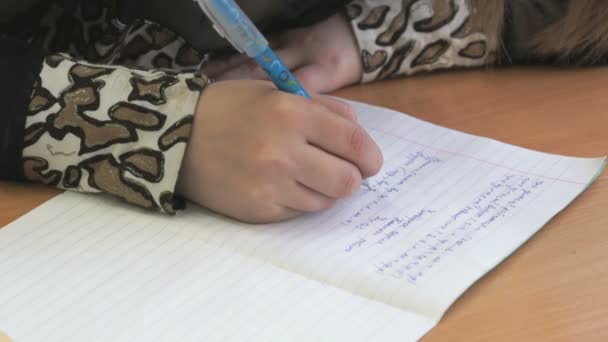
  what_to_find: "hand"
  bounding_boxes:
[202,12,362,94]
[176,80,383,223]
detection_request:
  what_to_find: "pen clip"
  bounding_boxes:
[194,0,243,53]
[194,0,267,57]
[196,0,244,53]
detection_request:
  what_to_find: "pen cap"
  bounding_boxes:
[194,0,269,57]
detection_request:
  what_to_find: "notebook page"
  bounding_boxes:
[0,194,434,342]
[161,101,605,320]
[0,100,604,341]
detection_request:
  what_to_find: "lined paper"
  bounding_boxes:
[0,101,604,341]
[0,196,434,342]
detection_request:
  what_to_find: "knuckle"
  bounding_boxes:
[242,186,284,223]
[345,111,358,123]
[246,184,272,204]
[317,97,356,121]
[348,125,367,158]
[339,102,357,121]
[267,156,291,176]
[309,196,336,212]
[252,145,292,178]
[272,97,301,127]
[252,141,277,162]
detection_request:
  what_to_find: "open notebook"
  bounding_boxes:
[0,101,605,342]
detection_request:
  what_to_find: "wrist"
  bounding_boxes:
[339,10,364,84]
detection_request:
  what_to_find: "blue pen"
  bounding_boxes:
[194,0,373,191]
[194,0,311,99]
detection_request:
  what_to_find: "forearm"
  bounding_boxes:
[0,36,209,214]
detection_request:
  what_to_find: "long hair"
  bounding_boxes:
[470,0,506,63]
[532,0,608,64]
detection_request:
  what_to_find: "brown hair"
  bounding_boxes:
[469,0,507,63]
[532,0,608,64]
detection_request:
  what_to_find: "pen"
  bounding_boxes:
[194,0,311,99]
[194,0,373,191]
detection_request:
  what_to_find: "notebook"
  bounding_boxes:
[0,101,605,342]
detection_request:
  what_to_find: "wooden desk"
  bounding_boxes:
[2,68,607,341]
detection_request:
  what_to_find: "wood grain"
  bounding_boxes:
[1,67,607,341]
[0,182,60,226]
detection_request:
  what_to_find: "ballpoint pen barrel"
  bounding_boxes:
[255,47,311,99]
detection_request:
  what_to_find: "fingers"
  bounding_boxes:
[305,105,383,178]
[276,207,303,222]
[312,96,357,123]
[293,145,362,198]
[281,182,337,213]
[238,206,302,224]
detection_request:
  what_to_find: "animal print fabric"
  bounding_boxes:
[32,0,205,72]
[23,54,208,214]
[348,0,493,82]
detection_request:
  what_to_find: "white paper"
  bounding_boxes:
[0,101,604,342]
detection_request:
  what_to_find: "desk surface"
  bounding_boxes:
[2,67,607,341]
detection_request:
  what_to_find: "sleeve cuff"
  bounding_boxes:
[22,54,209,214]
[346,0,496,83]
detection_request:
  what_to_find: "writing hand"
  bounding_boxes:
[177,80,383,223]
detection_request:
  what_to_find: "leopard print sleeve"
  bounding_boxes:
[23,54,209,214]
[346,0,503,83]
